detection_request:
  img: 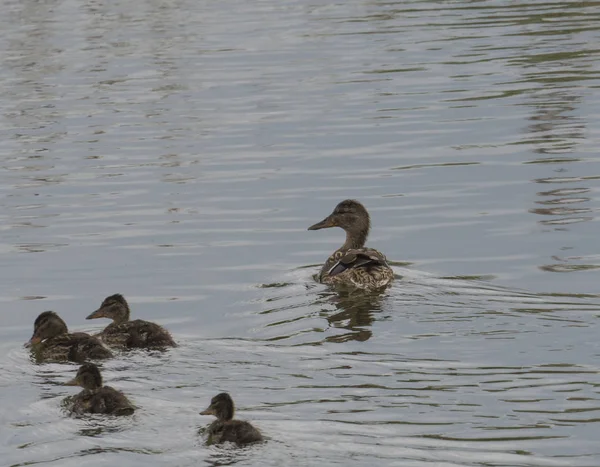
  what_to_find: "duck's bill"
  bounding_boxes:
[308,216,335,230]
[64,377,79,386]
[86,308,106,320]
[24,336,41,348]
[200,406,215,416]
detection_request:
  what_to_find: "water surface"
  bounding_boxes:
[1,0,600,465]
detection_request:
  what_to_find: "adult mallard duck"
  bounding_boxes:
[25,311,113,363]
[86,294,176,349]
[200,393,262,445]
[64,362,135,415]
[308,199,394,289]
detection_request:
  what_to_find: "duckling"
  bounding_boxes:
[26,311,113,363]
[86,294,176,349]
[308,199,394,289]
[64,363,135,415]
[200,393,262,445]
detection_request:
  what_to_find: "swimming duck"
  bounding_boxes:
[64,362,135,415]
[86,294,176,349]
[26,311,113,363]
[308,199,394,289]
[200,393,262,445]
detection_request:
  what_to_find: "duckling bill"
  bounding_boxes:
[200,393,262,445]
[26,311,113,363]
[87,294,176,349]
[308,199,394,289]
[64,363,135,415]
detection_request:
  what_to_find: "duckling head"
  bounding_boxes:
[87,294,130,324]
[200,392,235,421]
[26,311,68,347]
[65,363,103,390]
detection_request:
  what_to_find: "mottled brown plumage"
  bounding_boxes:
[200,393,262,446]
[308,199,394,289]
[87,294,176,349]
[64,363,135,416]
[26,311,113,363]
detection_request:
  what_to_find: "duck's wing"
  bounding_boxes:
[327,248,389,277]
[103,320,176,349]
[97,323,129,349]
[126,320,176,348]
[95,387,135,415]
[220,420,262,445]
[235,420,263,444]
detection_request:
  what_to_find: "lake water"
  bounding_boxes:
[1,0,600,465]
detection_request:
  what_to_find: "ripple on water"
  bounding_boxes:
[1,0,600,465]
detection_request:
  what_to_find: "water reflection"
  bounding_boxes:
[203,444,262,467]
[2,0,600,466]
[526,88,589,231]
[319,289,387,343]
[78,419,131,438]
[524,91,585,157]
[504,8,600,278]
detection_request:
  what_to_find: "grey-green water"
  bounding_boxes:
[1,0,600,465]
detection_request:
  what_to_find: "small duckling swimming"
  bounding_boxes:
[64,363,135,415]
[308,199,394,289]
[26,311,113,363]
[200,393,262,445]
[86,294,176,349]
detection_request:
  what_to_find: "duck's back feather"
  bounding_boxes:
[68,386,135,415]
[320,248,394,289]
[99,320,176,349]
[327,249,387,276]
[206,419,262,445]
[33,333,112,363]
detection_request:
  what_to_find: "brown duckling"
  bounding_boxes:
[200,393,262,445]
[86,294,176,349]
[26,311,113,363]
[64,363,135,415]
[308,199,394,289]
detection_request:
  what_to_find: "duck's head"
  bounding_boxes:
[26,311,68,347]
[308,199,370,247]
[65,363,103,390]
[200,392,235,421]
[87,294,130,324]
